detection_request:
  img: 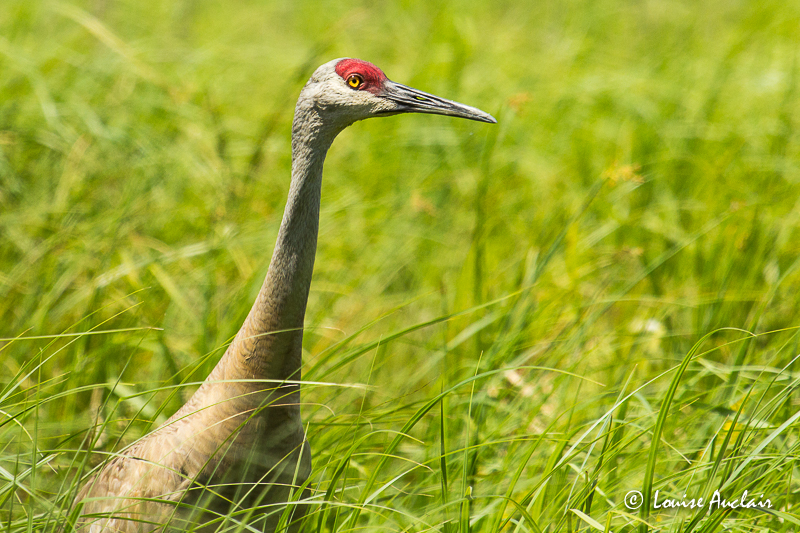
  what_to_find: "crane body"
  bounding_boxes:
[72,58,495,533]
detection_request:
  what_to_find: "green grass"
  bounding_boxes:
[2,0,799,531]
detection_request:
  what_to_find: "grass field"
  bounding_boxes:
[2,0,799,531]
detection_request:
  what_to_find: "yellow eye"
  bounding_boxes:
[347,74,363,88]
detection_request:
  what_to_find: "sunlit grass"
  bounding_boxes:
[1,0,799,531]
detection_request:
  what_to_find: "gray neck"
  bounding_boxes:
[229,99,341,382]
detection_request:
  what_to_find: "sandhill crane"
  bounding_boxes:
[71,58,495,532]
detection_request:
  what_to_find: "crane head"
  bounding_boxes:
[299,58,496,129]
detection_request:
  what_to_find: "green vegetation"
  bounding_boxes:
[2,0,799,531]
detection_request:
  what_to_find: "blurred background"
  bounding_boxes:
[1,0,798,531]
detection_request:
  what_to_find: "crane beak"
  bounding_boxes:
[379,80,497,124]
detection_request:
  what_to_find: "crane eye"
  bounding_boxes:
[347,74,363,89]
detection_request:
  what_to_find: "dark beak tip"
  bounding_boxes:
[470,112,497,124]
